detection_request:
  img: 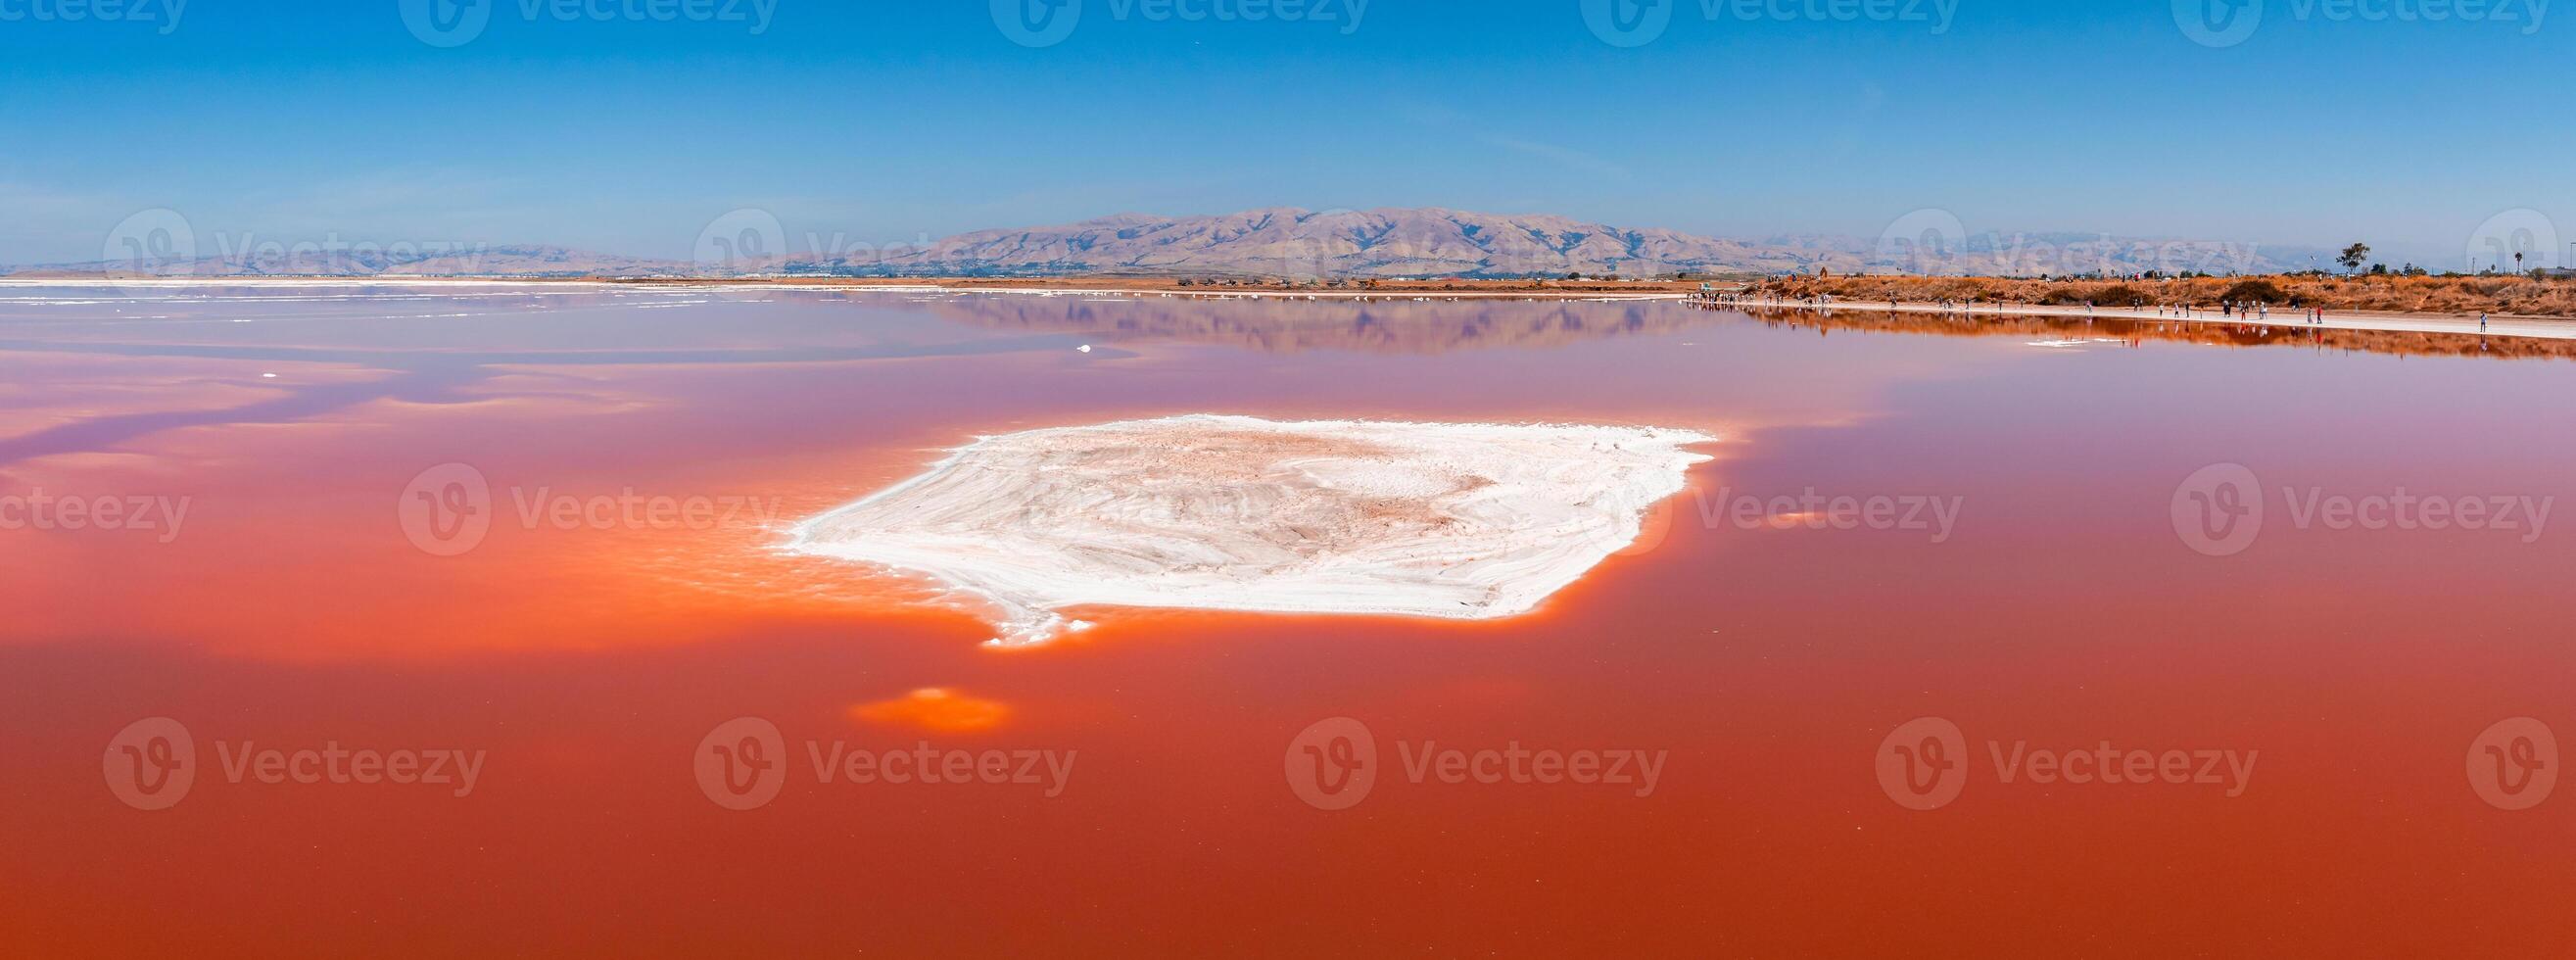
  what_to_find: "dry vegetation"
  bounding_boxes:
[1735,308,2576,362]
[1752,274,2576,318]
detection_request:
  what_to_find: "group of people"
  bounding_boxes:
[2203,301,2331,325]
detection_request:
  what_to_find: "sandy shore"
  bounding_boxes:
[787,414,1714,646]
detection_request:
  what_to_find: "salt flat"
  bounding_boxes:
[787,414,1714,646]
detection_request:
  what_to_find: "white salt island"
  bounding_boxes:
[787,414,1714,646]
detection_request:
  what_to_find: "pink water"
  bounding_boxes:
[3,285,2572,955]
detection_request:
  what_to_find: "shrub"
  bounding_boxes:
[2092,284,2152,308]
[2219,279,2290,304]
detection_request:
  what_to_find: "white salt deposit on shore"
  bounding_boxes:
[787,414,1715,646]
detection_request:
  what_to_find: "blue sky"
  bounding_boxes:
[1,0,2568,267]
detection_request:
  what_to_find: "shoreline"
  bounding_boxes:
[1704,296,2576,342]
[11,274,2574,340]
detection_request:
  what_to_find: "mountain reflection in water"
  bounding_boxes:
[920,292,2571,361]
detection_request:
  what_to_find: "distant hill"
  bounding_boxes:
[3,244,683,279]
[848,207,1806,278]
[4,208,2311,279]
[840,208,2309,278]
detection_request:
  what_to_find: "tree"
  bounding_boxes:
[2338,243,2371,274]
